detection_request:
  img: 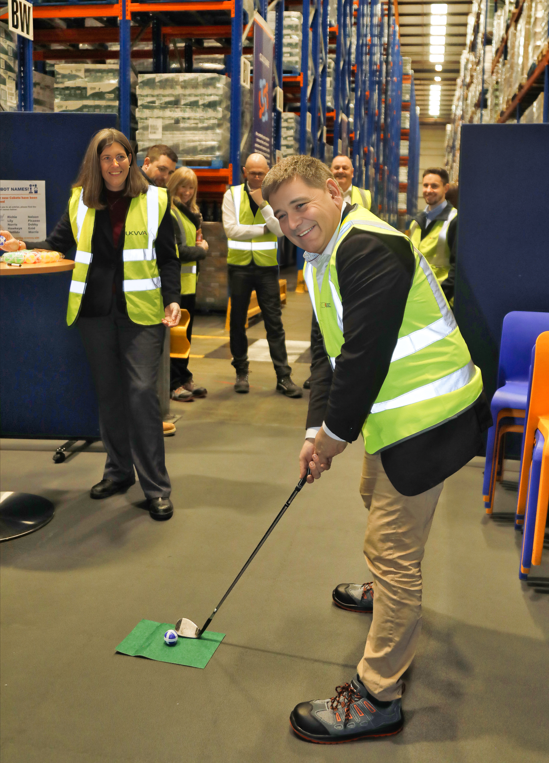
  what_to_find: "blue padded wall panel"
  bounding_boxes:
[454,124,549,404]
[0,113,117,438]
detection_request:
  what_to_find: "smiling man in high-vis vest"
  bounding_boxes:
[222,153,302,397]
[262,156,491,745]
[331,154,372,210]
[409,167,458,303]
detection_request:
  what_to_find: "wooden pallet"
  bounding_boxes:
[225,279,287,330]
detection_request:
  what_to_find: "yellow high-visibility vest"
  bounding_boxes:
[67,185,167,325]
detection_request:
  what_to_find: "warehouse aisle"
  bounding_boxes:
[1,282,549,763]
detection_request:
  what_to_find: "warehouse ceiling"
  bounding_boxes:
[397,0,470,123]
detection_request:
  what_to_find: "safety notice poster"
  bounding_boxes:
[0,180,47,242]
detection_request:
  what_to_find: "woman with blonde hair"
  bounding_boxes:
[0,128,181,521]
[166,167,209,401]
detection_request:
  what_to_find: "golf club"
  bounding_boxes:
[176,470,310,639]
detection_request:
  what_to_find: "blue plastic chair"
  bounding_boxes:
[483,311,549,513]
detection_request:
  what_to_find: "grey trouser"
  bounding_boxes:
[78,305,171,499]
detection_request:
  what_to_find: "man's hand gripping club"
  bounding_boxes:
[299,428,347,484]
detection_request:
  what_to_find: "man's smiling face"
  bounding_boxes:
[269,177,343,254]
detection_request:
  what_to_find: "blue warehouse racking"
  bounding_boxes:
[4,0,419,220]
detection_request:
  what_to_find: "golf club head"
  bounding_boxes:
[175,617,200,638]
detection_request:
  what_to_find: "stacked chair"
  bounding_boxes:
[517,332,549,580]
[483,312,549,514]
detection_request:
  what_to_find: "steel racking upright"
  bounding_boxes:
[406,76,420,221]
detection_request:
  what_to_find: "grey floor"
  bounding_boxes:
[2,280,549,763]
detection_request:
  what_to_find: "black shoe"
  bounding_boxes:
[276,376,303,398]
[303,377,311,390]
[290,674,403,744]
[234,372,250,393]
[332,582,374,613]
[148,497,173,521]
[90,476,135,500]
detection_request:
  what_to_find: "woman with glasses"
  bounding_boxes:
[0,128,181,521]
[166,167,209,402]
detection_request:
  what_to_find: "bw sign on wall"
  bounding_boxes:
[9,0,33,40]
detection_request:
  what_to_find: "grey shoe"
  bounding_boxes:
[171,386,194,402]
[234,372,249,394]
[183,379,208,398]
[276,376,303,398]
[290,675,403,744]
[332,582,374,613]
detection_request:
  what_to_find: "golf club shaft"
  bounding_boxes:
[197,472,309,637]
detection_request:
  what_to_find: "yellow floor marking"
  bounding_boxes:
[192,335,229,340]
[189,354,205,359]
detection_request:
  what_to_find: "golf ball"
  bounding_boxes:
[164,629,178,646]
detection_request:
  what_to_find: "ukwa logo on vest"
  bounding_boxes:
[320,302,332,308]
[126,230,148,236]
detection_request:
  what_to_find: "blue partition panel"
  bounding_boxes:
[455,124,549,404]
[0,112,118,438]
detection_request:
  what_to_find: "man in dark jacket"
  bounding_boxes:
[409,167,458,303]
[263,156,491,744]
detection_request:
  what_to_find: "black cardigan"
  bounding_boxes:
[27,193,181,319]
[171,200,207,268]
[306,205,491,496]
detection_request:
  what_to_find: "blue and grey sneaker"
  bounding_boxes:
[332,582,374,613]
[290,675,403,744]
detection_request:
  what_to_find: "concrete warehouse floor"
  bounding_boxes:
[1,272,549,763]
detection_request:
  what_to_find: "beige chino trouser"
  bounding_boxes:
[356,452,444,701]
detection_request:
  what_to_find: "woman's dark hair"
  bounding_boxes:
[73,128,148,209]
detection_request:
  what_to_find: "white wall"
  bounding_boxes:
[417,124,447,205]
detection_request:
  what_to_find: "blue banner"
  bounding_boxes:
[252,14,274,162]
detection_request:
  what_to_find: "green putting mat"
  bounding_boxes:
[116,619,225,669]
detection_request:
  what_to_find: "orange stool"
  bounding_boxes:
[170,309,191,359]
[516,331,549,531]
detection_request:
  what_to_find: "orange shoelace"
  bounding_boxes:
[329,683,364,723]
[362,582,374,600]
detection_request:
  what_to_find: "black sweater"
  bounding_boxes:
[307,205,491,496]
[27,194,181,318]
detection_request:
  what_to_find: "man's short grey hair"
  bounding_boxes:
[262,155,335,203]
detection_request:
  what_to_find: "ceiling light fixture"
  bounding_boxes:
[434,76,441,81]
[430,55,445,62]
[435,64,443,71]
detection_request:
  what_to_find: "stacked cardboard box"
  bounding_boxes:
[267,11,302,73]
[195,222,228,311]
[136,73,230,164]
[33,71,54,113]
[280,112,300,157]
[0,23,17,112]
[54,64,136,114]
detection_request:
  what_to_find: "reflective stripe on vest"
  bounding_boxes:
[350,186,372,210]
[66,185,166,326]
[227,184,278,266]
[181,265,197,274]
[307,207,483,453]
